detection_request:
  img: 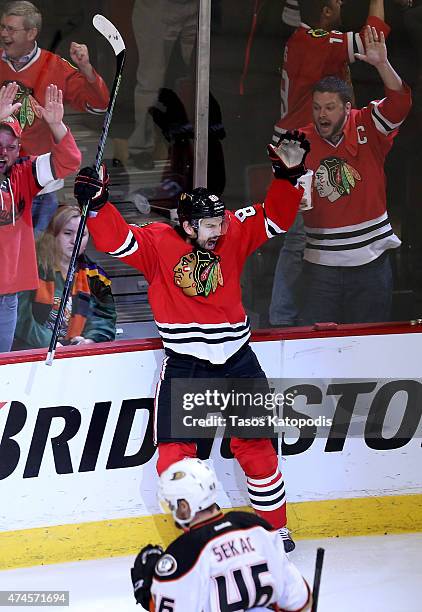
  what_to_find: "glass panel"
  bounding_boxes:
[5,0,199,352]
[4,0,422,356]
[209,0,421,330]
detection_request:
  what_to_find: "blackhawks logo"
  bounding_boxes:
[2,80,43,130]
[173,249,223,297]
[315,157,361,203]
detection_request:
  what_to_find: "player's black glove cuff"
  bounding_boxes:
[74,163,109,211]
[267,130,310,186]
[131,544,164,607]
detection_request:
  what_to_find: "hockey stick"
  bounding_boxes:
[311,547,325,612]
[45,15,126,366]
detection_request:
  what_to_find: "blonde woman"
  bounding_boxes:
[14,206,116,349]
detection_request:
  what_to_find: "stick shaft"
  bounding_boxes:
[45,42,125,366]
[311,547,325,612]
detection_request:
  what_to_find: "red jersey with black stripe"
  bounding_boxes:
[0,129,81,294]
[87,179,302,364]
[0,48,109,155]
[300,85,412,266]
[274,16,391,134]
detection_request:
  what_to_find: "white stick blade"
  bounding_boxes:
[93,14,125,55]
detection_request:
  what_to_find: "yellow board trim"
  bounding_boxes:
[1,494,422,570]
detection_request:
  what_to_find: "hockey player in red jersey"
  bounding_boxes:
[297,26,412,324]
[74,131,310,553]
[131,458,312,612]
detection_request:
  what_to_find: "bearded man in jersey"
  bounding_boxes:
[74,130,310,553]
[297,26,411,325]
[131,459,312,612]
[269,0,390,327]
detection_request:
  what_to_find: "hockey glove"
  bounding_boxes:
[267,130,310,185]
[74,163,109,211]
[131,544,164,608]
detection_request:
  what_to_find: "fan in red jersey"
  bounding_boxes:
[269,0,390,327]
[0,81,81,353]
[296,26,412,324]
[0,1,109,233]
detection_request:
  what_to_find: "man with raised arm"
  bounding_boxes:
[0,82,81,352]
[270,0,390,327]
[0,1,109,232]
[297,26,411,324]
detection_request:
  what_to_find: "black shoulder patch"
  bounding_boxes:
[224,511,273,532]
[155,512,273,582]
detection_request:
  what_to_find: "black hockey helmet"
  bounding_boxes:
[177,188,225,228]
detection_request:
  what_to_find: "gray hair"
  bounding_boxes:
[2,1,42,33]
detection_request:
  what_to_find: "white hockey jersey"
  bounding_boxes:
[150,511,310,612]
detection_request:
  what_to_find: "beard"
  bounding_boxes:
[317,111,347,143]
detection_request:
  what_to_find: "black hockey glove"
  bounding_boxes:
[131,544,164,608]
[74,163,109,211]
[267,130,310,185]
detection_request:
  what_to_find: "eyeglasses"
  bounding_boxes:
[0,24,28,34]
[0,145,19,153]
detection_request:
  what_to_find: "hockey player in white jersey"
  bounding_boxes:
[131,458,311,611]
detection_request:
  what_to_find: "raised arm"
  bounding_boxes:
[31,84,67,143]
[355,26,403,91]
[0,82,22,121]
[30,84,81,186]
[368,0,385,21]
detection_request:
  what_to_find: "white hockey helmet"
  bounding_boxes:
[158,458,218,526]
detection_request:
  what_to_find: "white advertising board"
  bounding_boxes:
[0,332,421,532]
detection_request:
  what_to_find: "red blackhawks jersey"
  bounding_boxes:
[87,179,301,363]
[274,16,390,135]
[150,511,310,612]
[0,47,109,156]
[0,129,81,295]
[300,84,412,266]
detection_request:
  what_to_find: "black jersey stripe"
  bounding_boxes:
[306,218,390,241]
[108,234,137,257]
[372,105,395,133]
[247,481,285,497]
[162,328,251,345]
[306,229,394,251]
[250,491,286,507]
[157,321,250,335]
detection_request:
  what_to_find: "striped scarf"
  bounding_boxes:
[32,259,95,339]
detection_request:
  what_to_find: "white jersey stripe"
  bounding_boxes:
[35,153,54,187]
[156,317,251,363]
[248,486,285,504]
[250,496,286,512]
[305,211,389,234]
[247,468,280,486]
[347,31,355,63]
[107,229,139,258]
[371,101,404,135]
